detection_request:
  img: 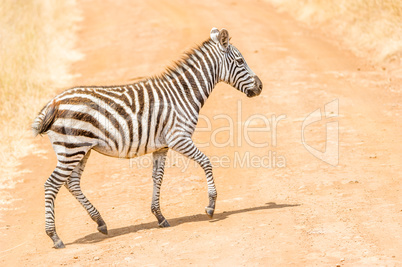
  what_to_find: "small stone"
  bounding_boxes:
[94,256,100,261]
[340,258,345,262]
[336,265,341,267]
[73,256,78,259]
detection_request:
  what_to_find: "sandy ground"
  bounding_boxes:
[1,0,401,265]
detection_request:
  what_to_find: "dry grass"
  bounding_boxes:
[0,1,81,192]
[267,0,402,67]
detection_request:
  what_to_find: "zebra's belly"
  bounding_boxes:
[92,138,167,158]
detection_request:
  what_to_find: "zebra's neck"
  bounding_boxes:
[148,39,223,112]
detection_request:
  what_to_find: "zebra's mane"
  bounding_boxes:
[146,38,215,82]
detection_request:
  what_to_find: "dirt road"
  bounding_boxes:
[1,0,401,265]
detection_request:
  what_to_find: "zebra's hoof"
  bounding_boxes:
[159,219,170,228]
[205,207,215,218]
[53,239,66,249]
[97,224,108,235]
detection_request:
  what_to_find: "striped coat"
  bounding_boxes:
[33,28,262,248]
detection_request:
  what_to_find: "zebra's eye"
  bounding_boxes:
[236,58,244,65]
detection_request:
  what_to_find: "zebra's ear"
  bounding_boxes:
[218,29,229,50]
[210,27,220,43]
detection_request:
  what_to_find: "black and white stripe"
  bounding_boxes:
[33,27,263,248]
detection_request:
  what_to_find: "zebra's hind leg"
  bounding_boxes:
[45,150,89,249]
[64,150,108,235]
[151,148,170,227]
[170,139,217,218]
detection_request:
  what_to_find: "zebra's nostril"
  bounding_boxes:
[253,76,262,91]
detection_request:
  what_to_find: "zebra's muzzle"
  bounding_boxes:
[246,76,263,98]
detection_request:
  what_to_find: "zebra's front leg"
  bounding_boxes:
[64,150,108,235]
[151,148,170,227]
[171,139,217,218]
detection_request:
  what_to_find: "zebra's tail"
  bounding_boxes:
[32,100,59,136]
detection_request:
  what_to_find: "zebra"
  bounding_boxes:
[32,27,263,249]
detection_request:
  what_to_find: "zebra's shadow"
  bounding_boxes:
[66,202,299,245]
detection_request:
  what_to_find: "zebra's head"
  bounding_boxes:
[210,28,263,98]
